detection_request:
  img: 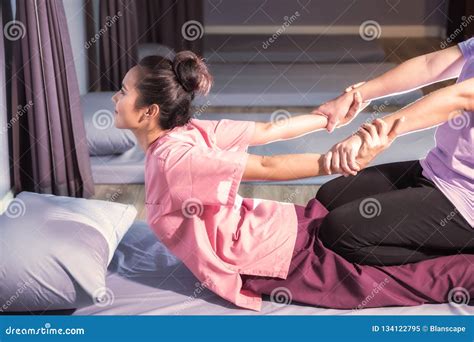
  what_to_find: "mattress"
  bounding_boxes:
[194,63,423,107]
[90,144,145,184]
[203,34,386,64]
[73,220,474,315]
[88,112,436,185]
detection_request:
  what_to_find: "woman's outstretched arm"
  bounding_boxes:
[249,93,363,146]
[243,118,403,181]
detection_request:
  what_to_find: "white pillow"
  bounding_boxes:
[0,191,137,312]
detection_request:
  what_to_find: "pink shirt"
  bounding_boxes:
[145,118,298,311]
[420,37,474,227]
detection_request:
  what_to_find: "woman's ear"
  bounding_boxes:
[147,104,160,118]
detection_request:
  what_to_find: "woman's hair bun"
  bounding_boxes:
[172,51,212,96]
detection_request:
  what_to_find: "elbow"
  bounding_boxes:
[261,155,271,169]
[458,78,474,112]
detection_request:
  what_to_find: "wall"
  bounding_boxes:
[204,0,448,36]
[63,0,88,95]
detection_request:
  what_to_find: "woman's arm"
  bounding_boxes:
[250,93,362,145]
[243,153,327,181]
[243,118,403,181]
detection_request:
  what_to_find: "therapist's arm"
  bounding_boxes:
[327,77,474,175]
[346,45,465,103]
[318,45,465,132]
[376,76,474,135]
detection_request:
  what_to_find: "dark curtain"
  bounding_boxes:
[447,0,474,43]
[9,0,94,198]
[86,0,139,92]
[135,0,203,54]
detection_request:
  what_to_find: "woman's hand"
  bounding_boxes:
[323,117,405,176]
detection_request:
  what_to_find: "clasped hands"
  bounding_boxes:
[312,83,404,177]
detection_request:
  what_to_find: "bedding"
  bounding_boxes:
[0,192,137,312]
[81,92,136,156]
[73,220,474,315]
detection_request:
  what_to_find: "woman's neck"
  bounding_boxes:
[132,127,169,152]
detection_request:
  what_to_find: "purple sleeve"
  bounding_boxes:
[458,37,474,58]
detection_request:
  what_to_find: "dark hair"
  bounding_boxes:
[134,51,212,130]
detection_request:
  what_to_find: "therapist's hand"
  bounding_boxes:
[312,82,370,133]
[323,117,405,176]
[311,92,361,133]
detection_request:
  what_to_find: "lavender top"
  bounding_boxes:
[420,37,474,227]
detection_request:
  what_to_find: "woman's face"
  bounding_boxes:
[111,66,149,130]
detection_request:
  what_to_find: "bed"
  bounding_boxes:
[85,109,436,185]
[73,220,474,315]
[203,34,386,64]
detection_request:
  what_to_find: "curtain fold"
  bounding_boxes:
[447,0,474,43]
[9,0,94,198]
[86,0,139,92]
[1,0,13,198]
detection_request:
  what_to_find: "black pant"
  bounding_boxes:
[316,160,473,266]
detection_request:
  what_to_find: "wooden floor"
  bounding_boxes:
[92,38,453,221]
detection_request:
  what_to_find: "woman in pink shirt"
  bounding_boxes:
[111,51,473,311]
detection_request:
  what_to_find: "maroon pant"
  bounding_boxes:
[241,198,474,309]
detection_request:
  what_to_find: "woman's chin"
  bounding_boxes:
[113,118,124,129]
